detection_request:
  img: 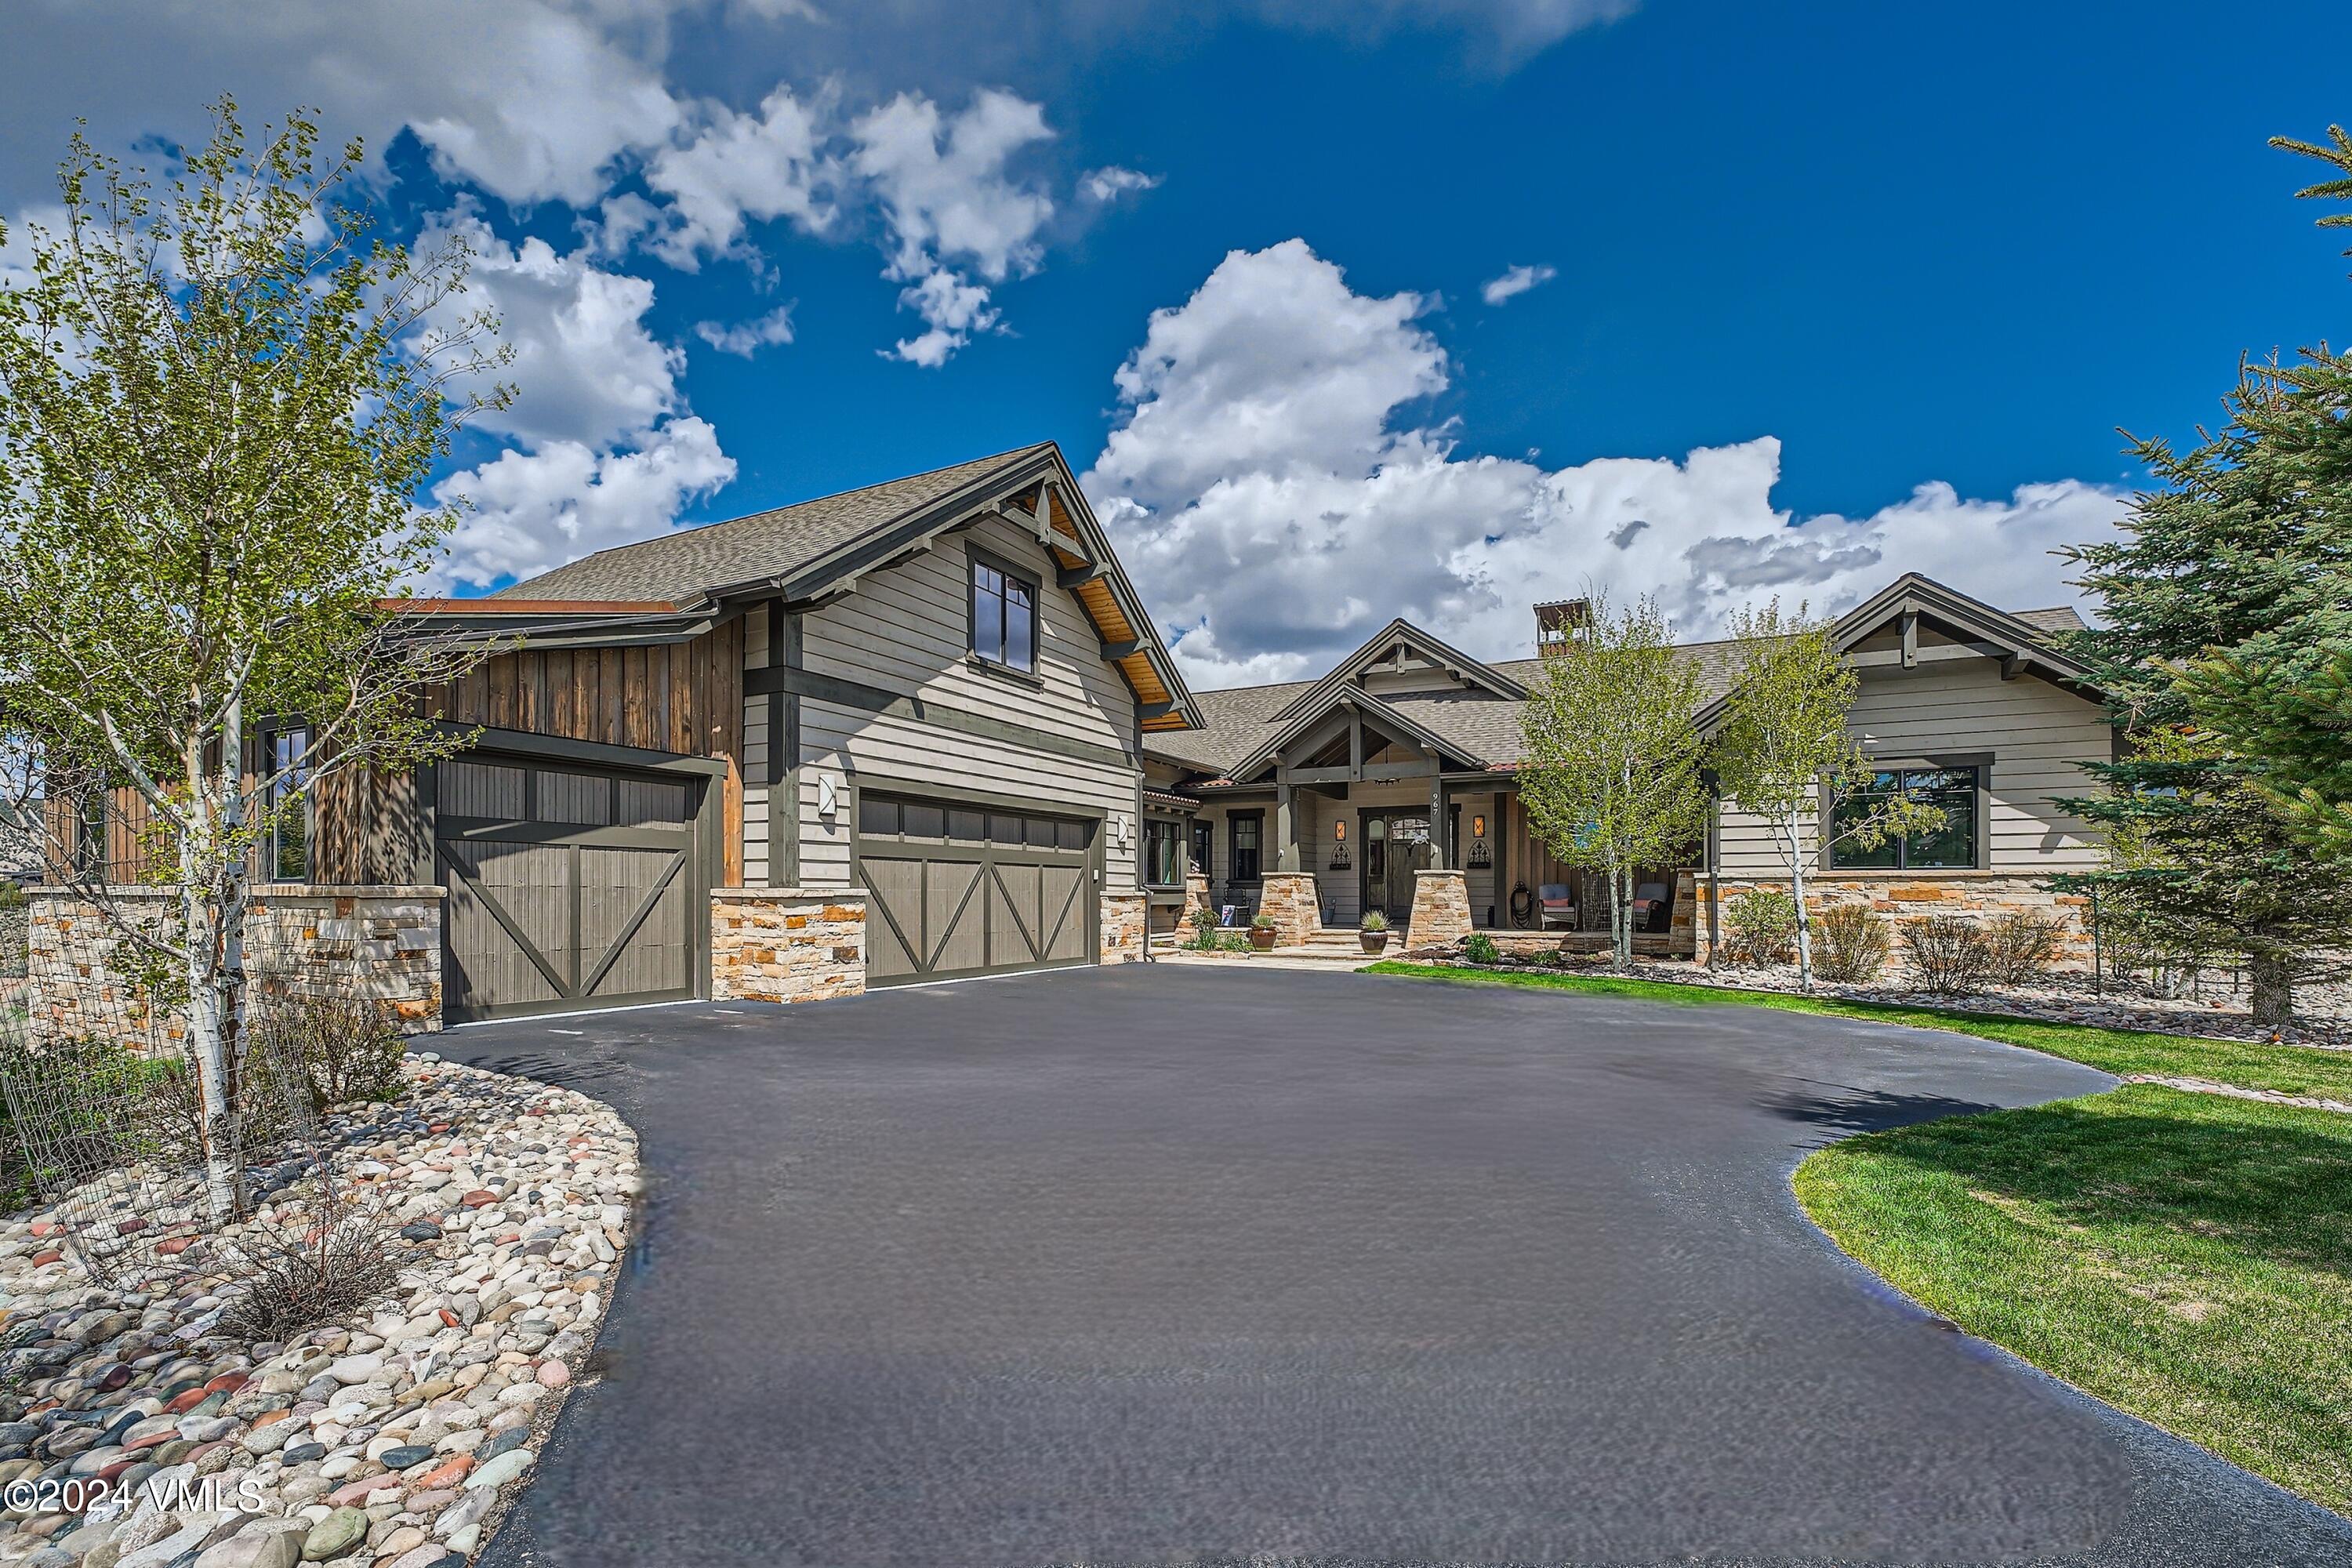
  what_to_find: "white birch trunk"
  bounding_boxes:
[1788,802,1813,993]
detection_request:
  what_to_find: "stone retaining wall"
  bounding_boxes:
[1101,892,1146,964]
[710,889,866,1004]
[24,885,446,1044]
[1694,874,2092,969]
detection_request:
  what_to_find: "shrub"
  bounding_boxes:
[1723,887,1798,964]
[1218,931,1251,953]
[251,991,408,1110]
[1982,910,2064,987]
[1813,903,1892,985]
[1359,909,1389,932]
[1463,932,1501,965]
[1899,916,1994,995]
[220,1189,410,1343]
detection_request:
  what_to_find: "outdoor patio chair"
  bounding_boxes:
[1632,881,1670,933]
[1538,883,1577,930]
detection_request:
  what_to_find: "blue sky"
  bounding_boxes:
[9,0,2351,684]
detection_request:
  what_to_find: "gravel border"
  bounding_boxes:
[0,1051,637,1568]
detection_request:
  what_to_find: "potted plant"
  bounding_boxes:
[1358,909,1391,954]
[1249,912,1279,950]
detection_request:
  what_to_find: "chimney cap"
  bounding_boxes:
[1534,598,1593,646]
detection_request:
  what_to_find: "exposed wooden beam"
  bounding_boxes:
[2002,653,2026,681]
[1099,637,1144,660]
[1058,561,1109,590]
[1900,608,1919,669]
[1138,700,1178,721]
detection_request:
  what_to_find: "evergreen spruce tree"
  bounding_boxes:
[2053,127,2352,1025]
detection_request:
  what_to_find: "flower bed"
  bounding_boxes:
[0,1053,636,1566]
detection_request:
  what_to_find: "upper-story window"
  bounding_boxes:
[969,550,1037,674]
[265,725,313,882]
[1830,764,1980,870]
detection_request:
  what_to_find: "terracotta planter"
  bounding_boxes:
[1250,926,1278,950]
[1359,931,1389,955]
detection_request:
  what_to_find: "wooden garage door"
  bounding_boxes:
[855,793,1098,986]
[437,754,705,1022]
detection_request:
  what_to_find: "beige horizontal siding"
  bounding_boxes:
[734,512,1145,891]
[1715,659,2107,877]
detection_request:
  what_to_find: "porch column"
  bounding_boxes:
[1276,781,1300,873]
[1428,775,1448,870]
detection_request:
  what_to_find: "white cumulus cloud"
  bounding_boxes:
[693,304,798,356]
[1080,165,1161,203]
[1480,261,1555,305]
[1084,240,2129,688]
[630,83,836,270]
[430,416,739,593]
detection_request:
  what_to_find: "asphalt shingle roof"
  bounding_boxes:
[492,444,1055,605]
[1149,605,2085,779]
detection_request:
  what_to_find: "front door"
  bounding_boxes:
[1378,814,1432,921]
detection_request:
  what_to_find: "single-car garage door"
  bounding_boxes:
[436,751,710,1022]
[855,791,1098,986]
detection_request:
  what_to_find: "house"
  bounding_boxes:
[25,442,2114,1033]
[1141,574,2112,963]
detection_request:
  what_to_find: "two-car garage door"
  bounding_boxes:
[855,792,1099,986]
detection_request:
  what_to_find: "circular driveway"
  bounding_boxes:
[441,964,2352,1567]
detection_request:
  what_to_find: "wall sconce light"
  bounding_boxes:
[1472,813,1487,839]
[1334,820,1347,842]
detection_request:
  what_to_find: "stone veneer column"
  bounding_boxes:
[1256,871,1322,947]
[710,889,866,1004]
[1100,892,1146,964]
[1405,869,1473,956]
[1184,870,1210,920]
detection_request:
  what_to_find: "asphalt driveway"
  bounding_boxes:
[438,964,2352,1567]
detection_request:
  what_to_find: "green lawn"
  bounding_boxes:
[1364,960,2352,1515]
[1362,961,2352,1102]
[1796,1087,2352,1515]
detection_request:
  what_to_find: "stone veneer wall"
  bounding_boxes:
[1257,872,1322,947]
[25,886,445,1043]
[1405,869,1472,955]
[1693,874,2093,969]
[1101,892,1146,964]
[710,889,866,1004]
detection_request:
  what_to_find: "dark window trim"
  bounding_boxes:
[1141,815,1186,890]
[966,543,1043,681]
[1824,753,1991,873]
[72,789,107,881]
[1229,808,1265,883]
[263,724,314,884]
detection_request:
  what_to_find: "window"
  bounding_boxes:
[858,791,1093,852]
[72,789,107,881]
[265,726,313,881]
[1230,811,1262,881]
[969,551,1038,673]
[1144,818,1184,887]
[1830,765,1980,870]
[1190,819,1213,878]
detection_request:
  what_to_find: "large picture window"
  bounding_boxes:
[266,726,313,882]
[1230,811,1262,881]
[1143,818,1184,888]
[1830,765,1980,870]
[969,550,1037,673]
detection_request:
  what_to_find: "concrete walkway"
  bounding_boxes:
[440,964,2352,1568]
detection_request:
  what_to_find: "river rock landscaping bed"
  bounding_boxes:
[0,1054,637,1567]
[1433,949,2352,1051]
